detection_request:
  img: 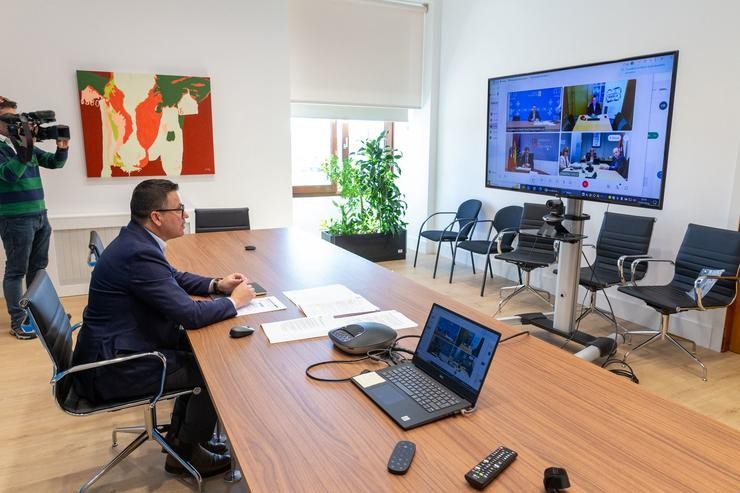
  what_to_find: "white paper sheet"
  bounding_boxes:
[260,310,418,344]
[283,284,356,306]
[235,296,287,317]
[283,284,379,318]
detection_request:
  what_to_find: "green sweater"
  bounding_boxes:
[0,140,67,217]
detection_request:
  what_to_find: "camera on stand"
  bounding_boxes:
[0,110,70,163]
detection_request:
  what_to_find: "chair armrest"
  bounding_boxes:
[581,243,596,249]
[629,258,673,286]
[71,321,83,332]
[495,229,519,254]
[467,219,495,241]
[52,351,168,405]
[418,211,456,233]
[617,254,652,284]
[693,275,740,311]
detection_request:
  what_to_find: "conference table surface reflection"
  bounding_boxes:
[167,228,740,492]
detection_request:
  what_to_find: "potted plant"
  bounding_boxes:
[320,131,407,262]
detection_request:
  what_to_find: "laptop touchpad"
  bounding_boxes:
[369,384,405,405]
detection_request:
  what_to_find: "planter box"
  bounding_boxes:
[321,230,406,262]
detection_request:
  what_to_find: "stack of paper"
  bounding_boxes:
[282,284,379,318]
[261,310,417,344]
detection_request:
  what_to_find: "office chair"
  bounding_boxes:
[617,224,740,380]
[612,112,630,131]
[413,199,482,278]
[87,230,105,266]
[573,212,655,334]
[449,205,523,296]
[194,207,250,233]
[21,271,205,492]
[494,203,556,315]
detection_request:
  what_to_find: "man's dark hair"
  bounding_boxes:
[130,179,179,225]
[0,96,18,110]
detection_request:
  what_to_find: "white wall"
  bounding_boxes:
[434,0,740,350]
[4,0,293,229]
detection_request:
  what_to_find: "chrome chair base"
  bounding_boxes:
[494,271,552,316]
[574,289,626,337]
[624,314,707,381]
[80,406,203,493]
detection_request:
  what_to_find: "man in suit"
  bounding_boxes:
[586,96,602,116]
[528,105,541,122]
[72,179,256,477]
[518,146,534,167]
[600,146,629,179]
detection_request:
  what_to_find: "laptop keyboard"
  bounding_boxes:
[382,365,462,413]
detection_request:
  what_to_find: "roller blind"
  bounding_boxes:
[289,0,425,109]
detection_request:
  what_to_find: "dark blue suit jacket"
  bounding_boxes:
[72,221,236,402]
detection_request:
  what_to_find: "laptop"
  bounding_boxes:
[352,303,501,430]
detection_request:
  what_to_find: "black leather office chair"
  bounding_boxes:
[449,205,523,296]
[413,199,482,278]
[21,271,205,492]
[574,212,655,333]
[494,203,556,315]
[194,207,250,233]
[87,230,105,266]
[617,224,740,380]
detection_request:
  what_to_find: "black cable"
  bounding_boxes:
[500,330,529,343]
[601,358,639,384]
[305,335,421,383]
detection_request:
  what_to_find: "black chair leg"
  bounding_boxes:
[433,241,443,278]
[517,267,523,284]
[449,245,458,283]
[413,233,422,267]
[481,256,492,297]
[488,257,494,278]
[470,251,476,275]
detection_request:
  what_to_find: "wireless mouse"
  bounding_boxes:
[245,245,257,251]
[230,325,255,338]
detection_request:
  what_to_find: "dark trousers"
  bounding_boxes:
[162,352,219,444]
[0,212,51,330]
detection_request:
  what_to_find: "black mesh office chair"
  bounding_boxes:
[617,224,740,380]
[87,230,105,266]
[494,203,556,315]
[21,271,205,492]
[574,212,655,333]
[413,199,482,278]
[449,205,523,296]
[194,207,250,233]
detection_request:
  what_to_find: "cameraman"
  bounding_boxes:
[0,96,68,340]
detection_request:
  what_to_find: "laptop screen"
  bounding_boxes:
[413,304,501,404]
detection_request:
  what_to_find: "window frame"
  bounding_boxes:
[292,120,395,198]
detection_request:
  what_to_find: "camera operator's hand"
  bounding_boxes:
[57,138,69,149]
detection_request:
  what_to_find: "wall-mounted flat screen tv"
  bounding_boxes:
[485,51,678,209]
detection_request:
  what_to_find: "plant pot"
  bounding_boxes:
[321,230,406,262]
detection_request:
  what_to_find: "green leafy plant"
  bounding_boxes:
[321,131,407,236]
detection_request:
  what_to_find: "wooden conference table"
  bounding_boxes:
[167,228,740,492]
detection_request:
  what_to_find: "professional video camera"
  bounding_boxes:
[539,198,570,236]
[0,110,70,163]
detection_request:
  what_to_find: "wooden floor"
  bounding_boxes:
[1,252,739,492]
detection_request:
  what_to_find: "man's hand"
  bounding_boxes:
[217,273,246,294]
[57,138,69,149]
[230,281,256,309]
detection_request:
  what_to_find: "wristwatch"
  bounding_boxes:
[211,277,224,295]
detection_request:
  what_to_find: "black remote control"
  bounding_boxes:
[464,446,517,489]
[387,440,415,475]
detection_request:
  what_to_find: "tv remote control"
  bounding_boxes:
[387,440,415,475]
[464,446,517,489]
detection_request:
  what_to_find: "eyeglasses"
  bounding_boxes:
[155,204,186,217]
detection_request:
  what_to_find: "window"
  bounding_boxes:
[291,119,394,197]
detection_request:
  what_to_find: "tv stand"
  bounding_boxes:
[505,198,618,360]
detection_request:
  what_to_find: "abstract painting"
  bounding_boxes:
[77,70,215,177]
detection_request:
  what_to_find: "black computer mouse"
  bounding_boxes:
[230,325,255,338]
[245,245,256,251]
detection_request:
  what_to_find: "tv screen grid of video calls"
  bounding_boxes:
[486,53,677,208]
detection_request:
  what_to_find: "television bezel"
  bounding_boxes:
[484,50,679,210]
